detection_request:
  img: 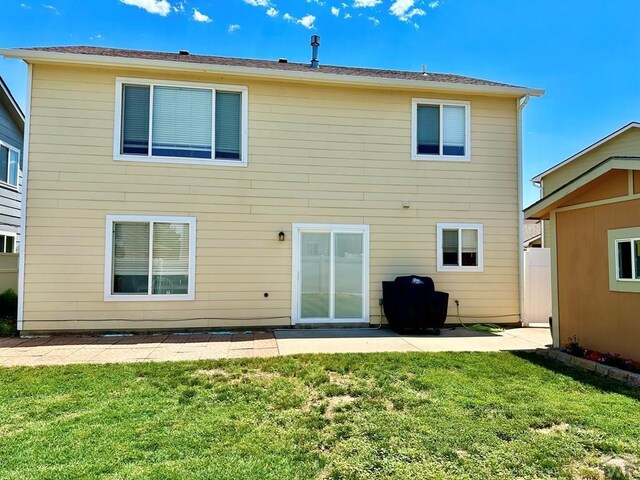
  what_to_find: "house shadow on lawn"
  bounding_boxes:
[511,350,640,399]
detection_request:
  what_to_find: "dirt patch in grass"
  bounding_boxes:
[324,395,357,420]
[572,454,639,480]
[195,368,281,382]
[533,422,571,434]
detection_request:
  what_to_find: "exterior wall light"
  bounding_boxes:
[279,231,285,241]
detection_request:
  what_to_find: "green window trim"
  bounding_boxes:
[608,226,640,293]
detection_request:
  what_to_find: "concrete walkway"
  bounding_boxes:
[0,327,551,367]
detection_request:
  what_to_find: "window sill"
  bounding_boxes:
[114,154,247,167]
[436,265,483,273]
[104,293,195,302]
[0,181,20,192]
[412,154,471,162]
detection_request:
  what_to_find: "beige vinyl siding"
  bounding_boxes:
[22,63,521,332]
[541,128,640,250]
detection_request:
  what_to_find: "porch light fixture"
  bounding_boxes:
[279,231,285,241]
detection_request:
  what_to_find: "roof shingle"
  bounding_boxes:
[21,46,527,89]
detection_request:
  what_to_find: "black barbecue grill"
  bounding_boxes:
[382,276,449,334]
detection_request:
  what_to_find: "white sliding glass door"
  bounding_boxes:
[292,224,369,324]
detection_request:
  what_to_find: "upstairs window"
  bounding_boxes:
[412,99,470,161]
[616,238,640,281]
[437,223,483,272]
[115,78,247,166]
[0,142,20,188]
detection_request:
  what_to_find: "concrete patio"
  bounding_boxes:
[0,326,551,367]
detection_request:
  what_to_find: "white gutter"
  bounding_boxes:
[17,64,32,332]
[0,49,545,98]
[517,94,530,326]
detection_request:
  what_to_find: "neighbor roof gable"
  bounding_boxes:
[532,122,640,183]
[0,76,25,133]
[525,156,640,220]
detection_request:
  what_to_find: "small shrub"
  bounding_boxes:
[562,335,586,358]
[0,288,17,336]
[0,288,17,320]
[0,320,16,336]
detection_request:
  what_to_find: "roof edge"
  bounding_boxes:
[0,48,545,98]
[525,156,640,219]
[531,122,640,183]
[0,76,25,129]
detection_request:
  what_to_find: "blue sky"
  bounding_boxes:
[1,0,638,206]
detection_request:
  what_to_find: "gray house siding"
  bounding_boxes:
[0,99,23,247]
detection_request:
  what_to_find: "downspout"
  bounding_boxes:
[517,94,530,326]
[17,63,33,333]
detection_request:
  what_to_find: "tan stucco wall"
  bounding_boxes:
[22,63,522,332]
[556,199,640,361]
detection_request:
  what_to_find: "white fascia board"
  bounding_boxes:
[0,49,545,98]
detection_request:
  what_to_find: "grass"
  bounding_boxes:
[0,352,639,479]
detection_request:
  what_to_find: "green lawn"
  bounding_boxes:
[1,352,639,479]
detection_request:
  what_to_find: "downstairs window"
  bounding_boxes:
[437,223,484,272]
[105,216,196,301]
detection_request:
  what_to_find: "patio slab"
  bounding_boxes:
[275,327,551,355]
[0,327,551,366]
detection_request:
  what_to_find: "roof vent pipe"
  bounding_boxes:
[310,35,320,68]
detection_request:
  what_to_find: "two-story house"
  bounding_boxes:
[0,43,542,334]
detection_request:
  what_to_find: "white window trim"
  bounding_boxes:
[411,98,471,162]
[0,231,17,253]
[614,237,640,282]
[0,140,20,190]
[436,222,484,272]
[113,77,249,167]
[104,215,196,302]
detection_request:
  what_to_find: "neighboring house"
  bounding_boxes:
[0,76,24,253]
[1,44,543,334]
[523,219,542,248]
[525,122,640,360]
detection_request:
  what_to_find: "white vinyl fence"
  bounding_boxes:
[523,248,552,325]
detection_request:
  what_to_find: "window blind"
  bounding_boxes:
[122,85,150,155]
[0,146,8,183]
[8,150,19,186]
[442,229,459,266]
[417,105,440,154]
[113,223,150,294]
[461,229,478,253]
[443,105,466,156]
[442,229,459,253]
[461,228,478,266]
[152,86,212,159]
[152,223,190,295]
[215,91,242,160]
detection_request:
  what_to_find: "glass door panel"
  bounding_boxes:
[334,233,363,319]
[300,232,331,319]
